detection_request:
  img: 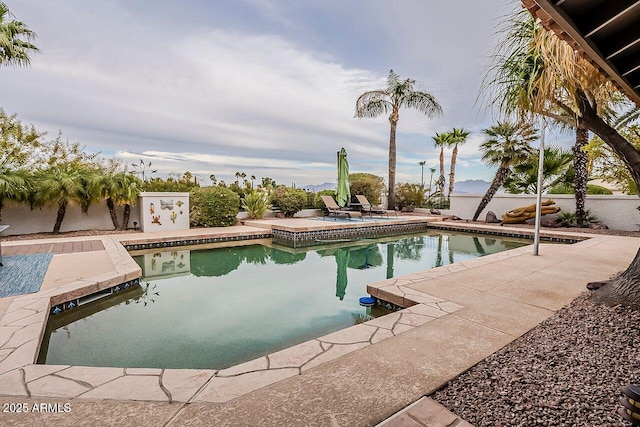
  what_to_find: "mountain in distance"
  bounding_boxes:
[300,182,335,192]
[452,179,491,194]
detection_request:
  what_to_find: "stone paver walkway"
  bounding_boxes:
[3,240,104,256]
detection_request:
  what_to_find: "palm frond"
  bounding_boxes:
[402,91,443,118]
[355,90,391,118]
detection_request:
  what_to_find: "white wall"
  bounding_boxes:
[451,194,640,231]
[138,192,190,232]
[0,199,141,236]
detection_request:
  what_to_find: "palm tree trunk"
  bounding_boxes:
[472,164,510,221]
[573,126,589,227]
[106,198,119,230]
[439,146,445,193]
[122,204,131,230]
[388,114,398,209]
[448,144,458,196]
[577,89,640,306]
[53,199,67,234]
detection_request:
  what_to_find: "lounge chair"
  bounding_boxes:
[320,196,362,221]
[355,195,398,218]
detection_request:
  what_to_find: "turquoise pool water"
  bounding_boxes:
[38,231,528,370]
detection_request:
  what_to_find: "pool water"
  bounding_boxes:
[38,232,528,370]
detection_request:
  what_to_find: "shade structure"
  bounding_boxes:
[336,148,350,207]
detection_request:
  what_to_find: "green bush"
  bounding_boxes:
[314,189,336,209]
[270,186,307,217]
[241,191,272,219]
[349,173,385,205]
[189,186,239,227]
[559,209,598,227]
[394,183,425,209]
[587,184,613,195]
[548,183,613,195]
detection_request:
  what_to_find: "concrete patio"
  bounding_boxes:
[0,218,637,426]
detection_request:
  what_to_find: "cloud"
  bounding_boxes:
[3,0,512,186]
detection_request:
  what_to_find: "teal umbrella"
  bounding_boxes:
[336,148,350,207]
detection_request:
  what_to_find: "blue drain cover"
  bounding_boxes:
[359,296,376,307]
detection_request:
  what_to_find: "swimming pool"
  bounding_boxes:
[38,231,529,370]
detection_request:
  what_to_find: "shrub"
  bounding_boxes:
[559,209,598,227]
[270,186,307,217]
[548,183,613,195]
[241,191,272,219]
[587,184,613,195]
[394,183,425,209]
[314,189,336,209]
[189,186,239,227]
[349,173,385,205]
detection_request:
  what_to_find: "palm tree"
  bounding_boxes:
[418,161,426,186]
[355,70,442,208]
[472,121,537,221]
[34,164,88,234]
[0,168,30,221]
[447,127,470,196]
[504,146,573,194]
[431,132,450,194]
[428,167,436,196]
[487,10,640,306]
[0,2,38,67]
[99,169,142,230]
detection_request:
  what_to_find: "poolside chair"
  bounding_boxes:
[320,195,362,221]
[355,195,398,219]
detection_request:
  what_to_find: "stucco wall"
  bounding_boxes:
[0,200,141,236]
[450,194,640,231]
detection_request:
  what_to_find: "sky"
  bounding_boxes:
[1,0,559,188]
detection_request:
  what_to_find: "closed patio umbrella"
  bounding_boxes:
[334,248,350,300]
[336,148,350,207]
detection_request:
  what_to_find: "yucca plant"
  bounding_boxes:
[241,191,272,219]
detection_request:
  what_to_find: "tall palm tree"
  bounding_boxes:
[355,70,443,208]
[428,167,436,195]
[472,121,537,221]
[0,2,38,67]
[447,127,470,196]
[487,9,640,306]
[431,132,451,194]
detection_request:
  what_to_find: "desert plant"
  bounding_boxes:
[241,191,271,219]
[189,186,239,227]
[559,210,598,227]
[314,189,336,209]
[349,173,385,205]
[270,186,307,217]
[394,183,425,210]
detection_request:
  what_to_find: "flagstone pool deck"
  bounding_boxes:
[0,216,637,426]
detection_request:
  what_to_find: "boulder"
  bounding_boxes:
[589,222,609,230]
[485,211,501,223]
[429,209,441,215]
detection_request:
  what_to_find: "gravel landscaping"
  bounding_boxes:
[432,293,640,426]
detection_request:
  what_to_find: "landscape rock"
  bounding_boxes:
[590,222,609,230]
[485,211,501,223]
[432,293,639,427]
[429,209,441,215]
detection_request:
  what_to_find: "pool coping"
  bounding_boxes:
[0,219,623,406]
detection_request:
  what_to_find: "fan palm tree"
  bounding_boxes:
[504,146,573,194]
[355,70,442,208]
[472,121,537,221]
[447,127,471,196]
[431,132,451,194]
[0,2,38,67]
